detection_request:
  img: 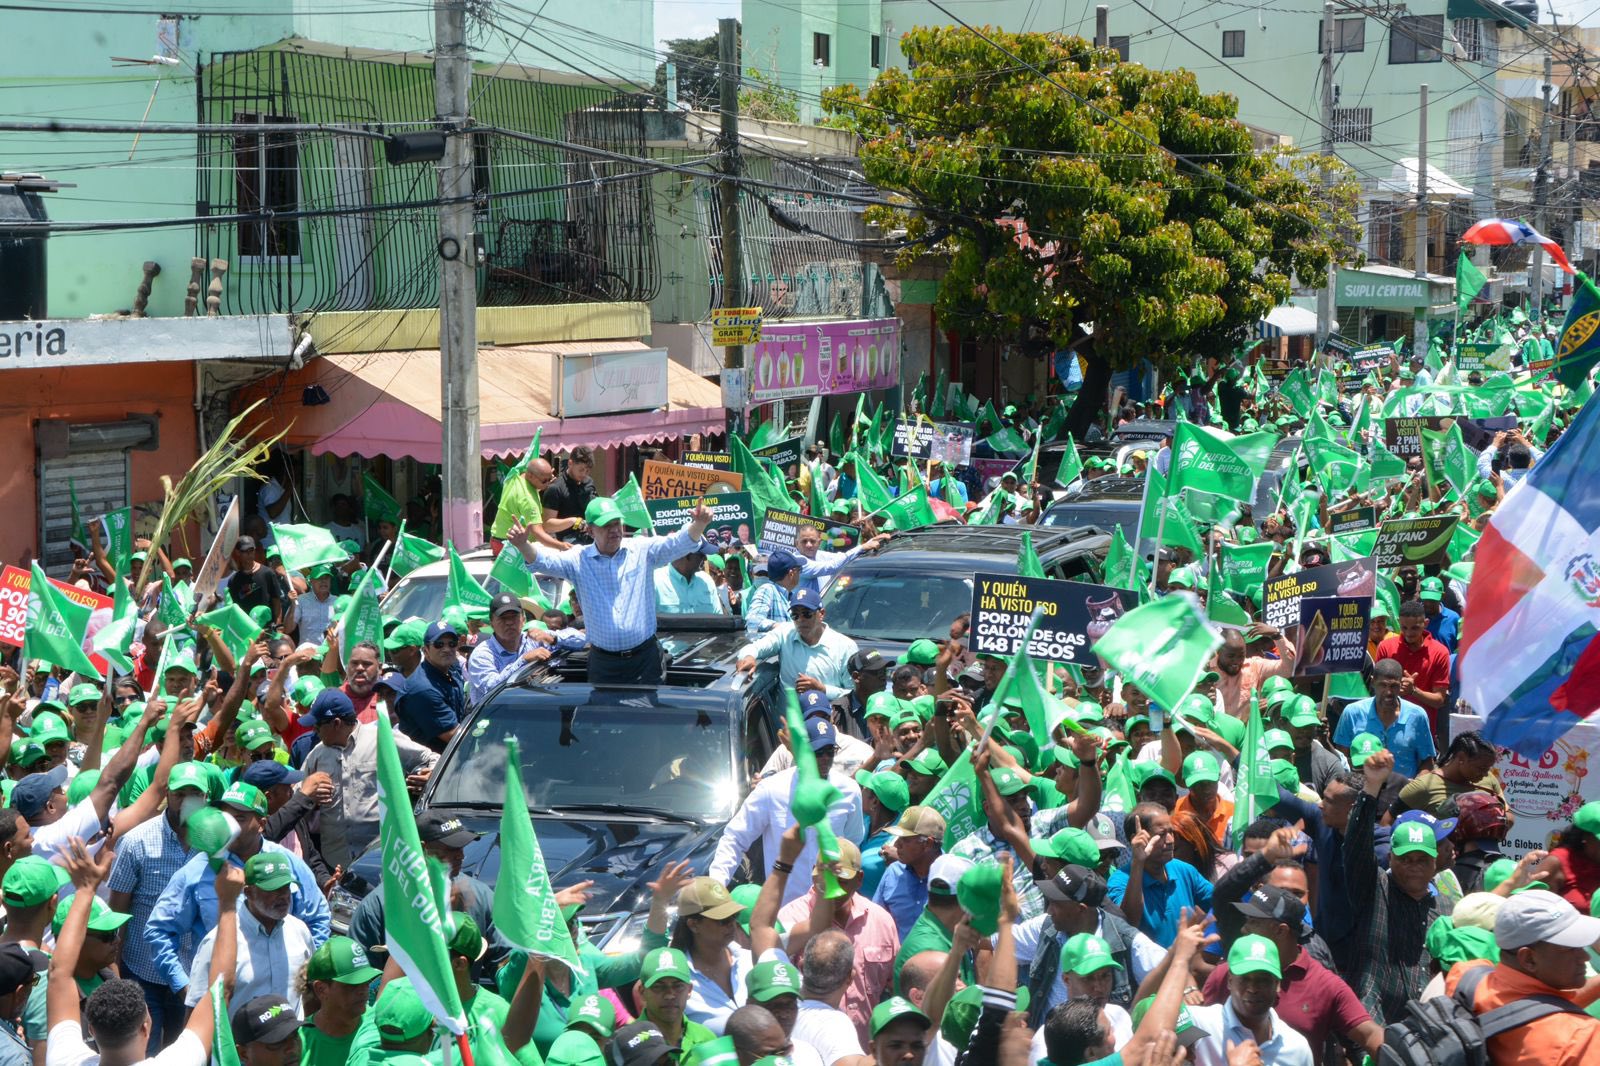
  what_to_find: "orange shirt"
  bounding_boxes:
[1174,793,1234,850]
[1444,962,1600,1066]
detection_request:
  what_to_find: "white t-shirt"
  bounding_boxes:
[1028,1002,1132,1064]
[32,799,108,862]
[793,999,864,1066]
[46,1022,205,1066]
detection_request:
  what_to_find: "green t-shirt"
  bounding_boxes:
[25,972,104,1041]
[673,1019,716,1058]
[118,763,155,808]
[544,1031,605,1066]
[467,987,544,1066]
[491,476,544,540]
[894,908,975,991]
[302,1022,360,1066]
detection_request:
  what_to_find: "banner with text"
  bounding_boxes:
[756,507,860,555]
[753,437,805,473]
[1262,557,1376,631]
[681,451,734,471]
[1385,415,1517,457]
[1371,514,1460,568]
[0,565,113,672]
[645,493,755,552]
[641,460,744,500]
[969,572,1135,664]
[892,418,976,467]
[1295,594,1372,676]
[1451,712,1600,858]
[1454,342,1512,374]
[748,318,902,405]
[1328,506,1378,535]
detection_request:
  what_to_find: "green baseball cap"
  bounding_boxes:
[168,761,216,799]
[1130,996,1204,1047]
[52,893,131,937]
[1262,728,1294,754]
[446,914,486,961]
[1166,568,1197,589]
[374,980,434,1043]
[1348,733,1385,768]
[1573,800,1600,836]
[1031,828,1100,868]
[307,935,382,986]
[29,712,69,746]
[10,742,47,769]
[939,984,1032,1047]
[235,720,276,752]
[384,618,428,651]
[289,677,325,706]
[1259,675,1294,697]
[1130,763,1178,791]
[955,861,1003,936]
[1181,750,1221,787]
[1482,857,1518,893]
[988,767,1029,797]
[67,769,100,806]
[898,639,940,666]
[746,959,803,1003]
[567,994,617,1038]
[641,947,693,987]
[906,749,948,777]
[2,856,69,908]
[1228,934,1282,978]
[245,853,294,891]
[858,770,910,814]
[1420,577,1445,602]
[1282,694,1322,729]
[172,558,193,570]
[66,683,102,706]
[1060,932,1124,976]
[584,497,623,528]
[1391,820,1439,858]
[871,996,931,1037]
[307,565,333,580]
[220,782,268,816]
[1269,759,1301,793]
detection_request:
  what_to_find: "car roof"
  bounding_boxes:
[1053,476,1146,503]
[874,524,1109,559]
[517,614,751,689]
[1111,419,1175,440]
[387,546,494,582]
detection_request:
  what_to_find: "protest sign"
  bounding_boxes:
[0,565,113,672]
[753,437,805,473]
[1371,514,1460,568]
[1262,557,1376,631]
[968,572,1135,664]
[189,495,241,612]
[645,493,756,552]
[1295,594,1371,676]
[1385,415,1515,457]
[680,451,734,471]
[756,507,860,555]
[893,419,976,467]
[641,460,743,500]
[1455,342,1511,373]
[1350,345,1391,371]
[1451,712,1600,859]
[1328,506,1378,535]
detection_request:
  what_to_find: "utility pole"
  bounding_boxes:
[1531,53,1553,321]
[436,0,481,546]
[717,17,745,441]
[1095,5,1108,48]
[1414,83,1429,359]
[1319,1,1336,344]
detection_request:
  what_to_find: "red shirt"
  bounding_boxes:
[1552,845,1600,912]
[345,684,381,724]
[1375,633,1451,698]
[1203,947,1371,1066]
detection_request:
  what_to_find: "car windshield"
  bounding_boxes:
[821,571,979,642]
[429,688,739,821]
[1041,502,1140,542]
[383,570,562,622]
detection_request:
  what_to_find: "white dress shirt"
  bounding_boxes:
[708,767,864,904]
[1185,1001,1315,1066]
[184,903,315,1015]
[793,999,864,1066]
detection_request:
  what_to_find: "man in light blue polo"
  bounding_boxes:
[733,589,858,699]
[1332,659,1436,777]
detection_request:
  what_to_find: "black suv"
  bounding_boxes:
[1040,476,1145,543]
[820,524,1111,655]
[330,615,783,953]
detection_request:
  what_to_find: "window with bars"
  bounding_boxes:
[1319,17,1365,53]
[1453,18,1484,61]
[1390,14,1443,64]
[1222,30,1245,57]
[232,113,301,258]
[1332,107,1374,143]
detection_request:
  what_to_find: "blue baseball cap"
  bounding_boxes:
[299,689,358,728]
[1395,809,1458,841]
[241,761,306,790]
[767,549,804,580]
[791,588,823,611]
[374,671,409,695]
[424,621,459,645]
[807,717,837,751]
[11,766,68,821]
[797,690,831,719]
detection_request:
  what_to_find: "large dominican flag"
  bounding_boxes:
[1459,393,1600,756]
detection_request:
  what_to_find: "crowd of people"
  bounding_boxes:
[5,331,1597,1066]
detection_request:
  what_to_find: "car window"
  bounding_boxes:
[822,573,976,642]
[1048,552,1103,583]
[384,570,562,621]
[1041,502,1140,543]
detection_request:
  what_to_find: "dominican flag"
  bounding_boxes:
[1459,392,1600,756]
[1461,217,1575,275]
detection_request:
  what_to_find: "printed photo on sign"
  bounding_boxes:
[968,571,1134,664]
[1295,594,1371,676]
[1262,557,1374,631]
[756,507,860,556]
[645,493,755,552]
[892,418,975,467]
[640,460,744,500]
[1370,514,1460,569]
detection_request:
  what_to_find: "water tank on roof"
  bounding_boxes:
[1503,0,1540,20]
[0,175,66,321]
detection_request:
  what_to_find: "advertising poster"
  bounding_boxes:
[893,418,976,467]
[681,451,734,471]
[1371,514,1460,568]
[756,507,860,555]
[645,493,755,552]
[1294,594,1371,676]
[968,571,1136,664]
[1450,713,1600,859]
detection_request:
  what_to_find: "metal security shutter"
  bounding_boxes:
[39,450,130,576]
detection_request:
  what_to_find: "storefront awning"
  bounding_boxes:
[1256,305,1318,338]
[244,341,725,462]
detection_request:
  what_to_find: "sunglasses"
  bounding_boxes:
[431,640,460,650]
[87,929,121,943]
[790,608,817,619]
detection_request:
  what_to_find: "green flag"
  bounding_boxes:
[924,747,984,849]
[1169,423,1262,503]
[158,573,189,628]
[614,474,655,532]
[1231,693,1282,840]
[101,507,134,573]
[92,570,138,675]
[808,460,831,520]
[209,978,241,1066]
[878,485,937,532]
[1102,756,1137,817]
[1139,469,1204,555]
[195,602,263,666]
[337,566,385,667]
[1554,273,1600,389]
[1375,572,1401,626]
[375,712,467,1032]
[362,473,403,524]
[828,411,847,456]
[1091,594,1219,711]
[1278,369,1315,418]
[929,370,948,420]
[970,487,1008,526]
[1420,420,1475,497]
[25,562,102,681]
[269,524,350,572]
[389,524,446,579]
[489,544,535,601]
[984,425,1029,455]
[1102,526,1139,591]
[1017,531,1047,579]
[1527,396,1556,446]
[732,434,794,531]
[1456,251,1487,314]
[508,428,543,477]
[1303,436,1365,497]
[445,543,494,621]
[781,690,846,898]
[1054,437,1084,489]
[1370,440,1409,482]
[1329,529,1379,563]
[1207,561,1252,627]
[1449,520,1482,564]
[1219,542,1274,597]
[68,480,89,554]
[851,453,895,513]
[494,738,585,971]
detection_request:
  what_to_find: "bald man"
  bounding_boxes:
[492,458,578,551]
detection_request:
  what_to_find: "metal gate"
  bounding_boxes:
[38,450,130,576]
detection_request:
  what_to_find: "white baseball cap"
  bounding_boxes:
[928,854,974,896]
[1494,889,1600,950]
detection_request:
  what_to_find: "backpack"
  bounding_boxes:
[1376,964,1588,1066]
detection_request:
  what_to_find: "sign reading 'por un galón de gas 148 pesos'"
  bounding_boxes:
[968,572,1135,665]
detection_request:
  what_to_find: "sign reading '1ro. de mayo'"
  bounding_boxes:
[711,308,763,346]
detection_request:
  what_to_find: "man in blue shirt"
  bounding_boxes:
[465,593,560,705]
[743,549,800,640]
[873,805,945,939]
[145,782,329,998]
[1105,804,1213,947]
[1332,659,1437,777]
[395,621,467,751]
[1419,577,1460,652]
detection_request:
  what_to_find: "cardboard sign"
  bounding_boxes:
[0,565,114,672]
[190,495,241,613]
[753,437,805,474]
[1455,342,1512,373]
[1371,514,1460,568]
[756,507,859,555]
[893,418,975,467]
[680,450,734,471]
[1262,557,1376,631]
[1350,345,1392,371]
[645,493,755,551]
[1386,415,1516,457]
[968,572,1135,664]
[1451,712,1600,859]
[1295,594,1371,676]
[711,307,763,346]
[641,460,744,501]
[1328,506,1378,535]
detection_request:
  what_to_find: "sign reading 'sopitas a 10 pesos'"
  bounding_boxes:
[748,318,902,404]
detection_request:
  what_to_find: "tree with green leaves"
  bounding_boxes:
[823,28,1361,435]
[652,34,723,110]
